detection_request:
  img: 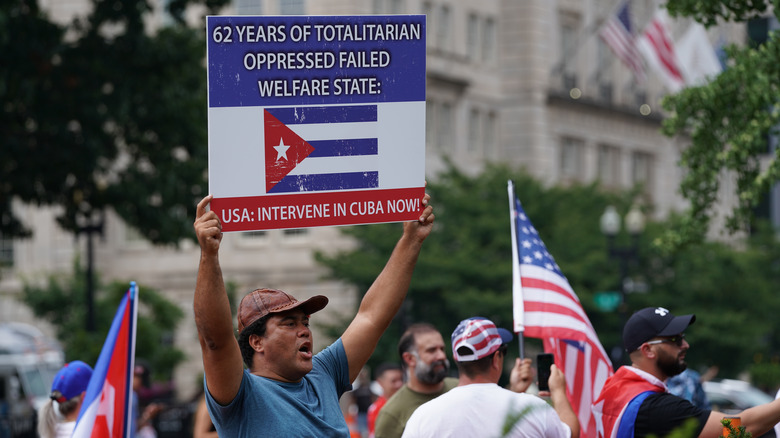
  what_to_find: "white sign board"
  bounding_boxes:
[206,15,426,231]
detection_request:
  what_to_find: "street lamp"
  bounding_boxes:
[600,204,645,364]
[76,210,104,332]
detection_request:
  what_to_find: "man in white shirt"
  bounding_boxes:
[402,317,579,438]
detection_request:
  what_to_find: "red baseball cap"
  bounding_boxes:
[238,288,328,333]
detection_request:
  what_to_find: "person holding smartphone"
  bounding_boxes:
[402,317,579,438]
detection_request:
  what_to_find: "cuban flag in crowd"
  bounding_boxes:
[72,282,138,438]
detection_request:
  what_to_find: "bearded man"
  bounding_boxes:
[374,323,456,438]
[593,307,780,437]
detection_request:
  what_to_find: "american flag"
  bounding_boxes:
[508,181,613,438]
[599,1,646,82]
[637,9,684,92]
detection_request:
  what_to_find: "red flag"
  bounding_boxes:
[509,185,613,438]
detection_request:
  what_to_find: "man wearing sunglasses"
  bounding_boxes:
[593,306,780,437]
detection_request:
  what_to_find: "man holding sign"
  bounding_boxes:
[193,193,434,436]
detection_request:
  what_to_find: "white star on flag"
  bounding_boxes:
[274,138,290,161]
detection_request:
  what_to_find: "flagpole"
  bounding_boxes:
[128,282,139,438]
[507,180,524,360]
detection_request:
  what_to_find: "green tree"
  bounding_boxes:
[21,258,185,382]
[660,0,780,251]
[1,0,228,244]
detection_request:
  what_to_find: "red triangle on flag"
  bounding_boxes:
[264,110,315,193]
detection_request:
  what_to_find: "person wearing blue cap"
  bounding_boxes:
[37,360,93,438]
[402,317,578,437]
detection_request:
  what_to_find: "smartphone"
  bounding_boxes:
[537,353,554,391]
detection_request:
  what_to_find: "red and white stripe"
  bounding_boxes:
[521,266,613,438]
[637,9,684,91]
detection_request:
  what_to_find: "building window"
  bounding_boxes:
[560,137,585,181]
[279,0,305,15]
[467,13,479,61]
[632,151,654,191]
[283,228,308,237]
[560,13,580,89]
[436,4,450,51]
[388,0,404,14]
[243,230,268,239]
[468,108,480,153]
[484,112,496,159]
[437,102,453,151]
[426,99,435,146]
[235,0,263,14]
[482,17,496,63]
[0,233,13,267]
[597,39,613,101]
[373,0,404,14]
[598,144,621,187]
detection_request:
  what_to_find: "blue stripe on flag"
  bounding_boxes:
[270,172,379,193]
[266,105,377,124]
[308,138,378,157]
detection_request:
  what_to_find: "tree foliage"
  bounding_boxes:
[318,165,780,381]
[1,0,228,244]
[21,258,186,381]
[659,0,780,251]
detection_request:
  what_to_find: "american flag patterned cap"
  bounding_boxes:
[451,317,513,362]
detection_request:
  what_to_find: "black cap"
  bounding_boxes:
[623,307,695,352]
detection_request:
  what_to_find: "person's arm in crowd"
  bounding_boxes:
[193,195,245,405]
[508,358,533,393]
[544,364,580,437]
[341,193,434,382]
[193,396,219,438]
[699,399,780,438]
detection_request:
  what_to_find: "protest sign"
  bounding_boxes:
[206,15,426,232]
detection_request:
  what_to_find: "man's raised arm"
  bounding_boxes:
[699,399,780,437]
[193,195,244,404]
[341,193,434,381]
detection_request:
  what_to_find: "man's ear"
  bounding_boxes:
[639,343,656,359]
[249,334,264,353]
[493,351,506,372]
[402,351,416,368]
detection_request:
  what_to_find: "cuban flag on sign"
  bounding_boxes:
[72,283,138,438]
[208,100,424,199]
[264,104,379,193]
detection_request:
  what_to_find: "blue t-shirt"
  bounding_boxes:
[206,338,352,437]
